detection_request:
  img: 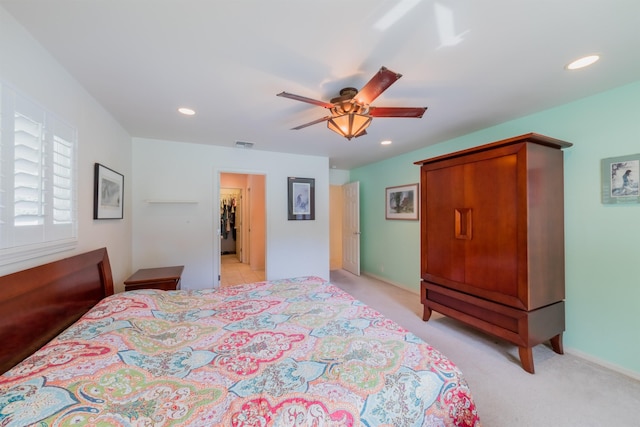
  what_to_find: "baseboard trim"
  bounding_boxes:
[361,271,420,295]
[564,347,640,382]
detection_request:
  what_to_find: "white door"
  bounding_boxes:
[342,181,360,276]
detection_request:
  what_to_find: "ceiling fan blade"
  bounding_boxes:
[277,92,334,109]
[369,106,428,118]
[291,116,332,130]
[354,66,402,105]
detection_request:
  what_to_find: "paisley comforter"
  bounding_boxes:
[0,276,480,426]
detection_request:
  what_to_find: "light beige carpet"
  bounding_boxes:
[330,269,640,427]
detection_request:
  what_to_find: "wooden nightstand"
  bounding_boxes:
[124,266,184,291]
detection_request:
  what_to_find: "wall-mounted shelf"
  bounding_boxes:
[144,199,199,204]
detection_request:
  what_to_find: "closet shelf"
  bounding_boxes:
[144,199,199,204]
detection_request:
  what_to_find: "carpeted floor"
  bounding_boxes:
[330,269,640,427]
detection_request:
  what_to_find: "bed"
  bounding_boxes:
[0,248,480,426]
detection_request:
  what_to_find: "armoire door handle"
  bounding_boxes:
[455,208,472,240]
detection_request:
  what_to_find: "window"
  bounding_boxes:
[0,81,77,265]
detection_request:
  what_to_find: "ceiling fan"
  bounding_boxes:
[277,66,427,140]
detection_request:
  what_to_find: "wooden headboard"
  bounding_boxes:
[0,248,114,374]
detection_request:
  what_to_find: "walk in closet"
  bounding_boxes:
[220,188,241,257]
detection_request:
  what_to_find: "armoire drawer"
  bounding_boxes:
[421,281,565,349]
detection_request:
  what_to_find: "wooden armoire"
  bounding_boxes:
[415,133,572,373]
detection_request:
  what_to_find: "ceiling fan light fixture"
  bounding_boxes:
[278,66,426,139]
[327,113,372,140]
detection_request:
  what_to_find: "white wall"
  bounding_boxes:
[0,6,132,286]
[132,138,330,289]
[329,169,350,185]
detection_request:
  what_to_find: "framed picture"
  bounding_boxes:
[288,177,315,220]
[94,163,124,219]
[385,183,419,220]
[601,154,640,204]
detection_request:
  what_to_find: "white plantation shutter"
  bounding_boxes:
[0,82,77,264]
[53,133,74,224]
[13,108,43,228]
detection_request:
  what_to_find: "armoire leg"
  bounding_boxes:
[518,346,535,374]
[422,305,432,321]
[550,333,564,354]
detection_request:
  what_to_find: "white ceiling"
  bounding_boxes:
[2,0,640,169]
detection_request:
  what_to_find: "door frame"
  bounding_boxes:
[217,170,267,287]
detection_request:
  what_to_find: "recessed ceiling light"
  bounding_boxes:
[566,55,600,70]
[381,140,392,145]
[178,107,196,116]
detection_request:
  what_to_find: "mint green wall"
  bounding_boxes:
[351,81,640,375]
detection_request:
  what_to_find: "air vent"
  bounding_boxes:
[235,141,254,149]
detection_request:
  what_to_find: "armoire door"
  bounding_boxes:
[423,163,466,284]
[423,150,520,307]
[463,152,519,303]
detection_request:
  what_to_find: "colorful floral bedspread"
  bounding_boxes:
[0,276,480,426]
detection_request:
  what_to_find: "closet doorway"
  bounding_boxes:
[218,172,266,287]
[220,188,243,260]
